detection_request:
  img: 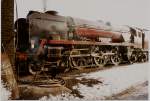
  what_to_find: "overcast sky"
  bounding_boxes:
[15,0,150,29]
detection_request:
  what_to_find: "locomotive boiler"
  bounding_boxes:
[15,11,148,75]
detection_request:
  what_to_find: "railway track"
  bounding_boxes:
[18,61,138,86]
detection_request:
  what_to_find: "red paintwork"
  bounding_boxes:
[17,52,27,61]
[40,39,47,47]
[47,40,133,46]
[75,27,116,38]
[48,40,95,45]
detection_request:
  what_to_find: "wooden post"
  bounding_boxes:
[1,0,15,64]
[1,0,20,99]
[1,54,20,99]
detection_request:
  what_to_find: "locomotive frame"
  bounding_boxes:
[15,11,148,76]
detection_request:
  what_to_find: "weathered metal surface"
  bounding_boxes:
[27,11,68,36]
[27,11,124,43]
[1,54,20,99]
[75,27,124,43]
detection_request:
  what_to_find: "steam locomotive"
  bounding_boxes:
[15,11,148,75]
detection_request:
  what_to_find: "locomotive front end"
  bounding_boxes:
[15,11,70,75]
[27,11,70,74]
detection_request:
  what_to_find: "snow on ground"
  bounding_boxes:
[113,81,148,100]
[74,63,148,100]
[1,63,148,101]
[40,63,149,101]
[0,81,11,101]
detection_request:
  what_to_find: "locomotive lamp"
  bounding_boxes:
[31,39,35,49]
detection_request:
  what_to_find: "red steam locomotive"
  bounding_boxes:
[15,11,148,75]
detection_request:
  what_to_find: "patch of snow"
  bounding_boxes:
[74,63,148,100]
[39,63,148,101]
[0,81,11,101]
[40,93,82,101]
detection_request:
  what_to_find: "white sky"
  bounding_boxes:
[15,0,150,29]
